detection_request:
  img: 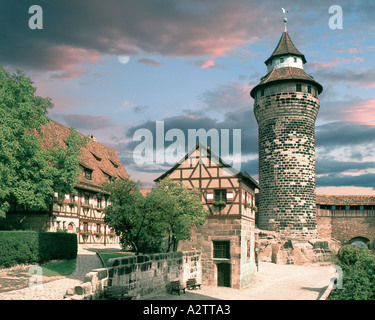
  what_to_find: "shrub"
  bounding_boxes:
[329,245,375,300]
[0,231,77,268]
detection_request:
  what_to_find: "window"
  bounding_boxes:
[83,222,88,233]
[85,169,92,180]
[96,224,101,234]
[308,86,312,94]
[294,57,297,63]
[280,58,284,63]
[213,241,230,259]
[296,84,302,92]
[214,189,227,203]
[261,89,264,97]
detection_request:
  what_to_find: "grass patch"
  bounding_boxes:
[98,252,134,264]
[39,259,77,277]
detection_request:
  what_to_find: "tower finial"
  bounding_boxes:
[281,7,288,32]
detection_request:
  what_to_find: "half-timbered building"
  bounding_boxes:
[155,143,259,289]
[3,120,129,245]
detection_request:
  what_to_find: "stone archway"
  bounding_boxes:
[348,236,370,248]
[67,222,76,234]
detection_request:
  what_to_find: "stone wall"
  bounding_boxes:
[255,229,340,266]
[64,251,201,300]
[317,216,375,244]
[179,216,256,289]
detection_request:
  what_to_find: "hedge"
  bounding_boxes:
[0,231,77,268]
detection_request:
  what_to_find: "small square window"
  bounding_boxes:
[214,189,227,203]
[280,58,284,63]
[294,57,297,63]
[213,241,230,259]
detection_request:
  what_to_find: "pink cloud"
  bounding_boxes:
[195,59,216,69]
[333,48,363,54]
[341,98,375,125]
[311,58,352,69]
[45,46,102,81]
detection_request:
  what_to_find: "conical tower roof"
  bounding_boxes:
[264,31,307,65]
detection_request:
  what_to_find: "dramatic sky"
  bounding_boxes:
[1,0,375,194]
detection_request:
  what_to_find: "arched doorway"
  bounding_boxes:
[67,222,75,233]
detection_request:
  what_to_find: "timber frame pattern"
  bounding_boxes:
[155,143,259,218]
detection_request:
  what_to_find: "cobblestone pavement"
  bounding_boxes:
[0,244,121,300]
[146,262,333,300]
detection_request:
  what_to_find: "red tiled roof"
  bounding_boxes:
[316,195,375,205]
[140,188,152,197]
[265,32,306,65]
[37,119,129,192]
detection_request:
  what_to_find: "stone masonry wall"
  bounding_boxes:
[106,251,201,299]
[179,217,256,289]
[65,251,201,300]
[253,82,320,239]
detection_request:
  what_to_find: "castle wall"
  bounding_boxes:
[317,209,375,244]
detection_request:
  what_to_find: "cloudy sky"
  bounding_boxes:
[1,0,375,193]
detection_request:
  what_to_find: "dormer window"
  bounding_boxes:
[91,152,102,162]
[110,159,119,168]
[85,169,92,180]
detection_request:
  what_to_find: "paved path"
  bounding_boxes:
[147,262,333,300]
[0,247,332,300]
[0,244,120,300]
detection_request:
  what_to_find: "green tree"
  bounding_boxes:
[0,68,84,217]
[47,128,87,196]
[146,178,208,252]
[103,178,163,254]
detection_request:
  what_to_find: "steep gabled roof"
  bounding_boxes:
[154,142,259,190]
[37,119,129,193]
[265,31,306,65]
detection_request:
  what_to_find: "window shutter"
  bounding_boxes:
[206,189,214,203]
[226,189,234,203]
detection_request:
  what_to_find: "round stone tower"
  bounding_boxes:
[250,27,323,239]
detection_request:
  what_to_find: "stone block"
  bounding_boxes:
[75,282,92,295]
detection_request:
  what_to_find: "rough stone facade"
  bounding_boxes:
[65,251,201,300]
[253,82,320,239]
[179,216,256,289]
[317,211,375,245]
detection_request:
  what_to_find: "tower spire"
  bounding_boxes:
[282,7,288,32]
